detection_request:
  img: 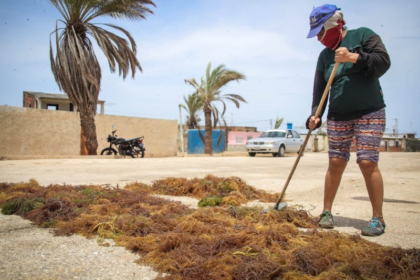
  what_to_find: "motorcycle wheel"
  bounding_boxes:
[133,147,145,158]
[100,148,117,156]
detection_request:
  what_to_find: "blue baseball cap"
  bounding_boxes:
[307,4,339,38]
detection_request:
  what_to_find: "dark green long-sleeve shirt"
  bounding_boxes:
[306,27,391,128]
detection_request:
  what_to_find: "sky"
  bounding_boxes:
[0,0,419,135]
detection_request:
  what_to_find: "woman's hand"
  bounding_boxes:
[308,116,321,130]
[335,47,359,64]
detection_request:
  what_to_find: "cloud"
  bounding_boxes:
[132,24,316,82]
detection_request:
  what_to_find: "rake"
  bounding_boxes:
[273,62,340,211]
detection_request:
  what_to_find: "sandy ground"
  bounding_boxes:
[0,152,419,279]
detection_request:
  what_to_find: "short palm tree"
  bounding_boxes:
[49,0,155,155]
[180,92,203,129]
[274,117,284,129]
[185,62,247,155]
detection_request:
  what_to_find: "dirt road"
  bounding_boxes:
[1,152,419,249]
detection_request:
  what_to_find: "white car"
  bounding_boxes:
[245,129,304,157]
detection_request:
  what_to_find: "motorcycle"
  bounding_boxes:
[100,129,145,158]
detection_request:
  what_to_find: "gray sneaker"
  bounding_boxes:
[319,211,334,229]
[361,217,386,236]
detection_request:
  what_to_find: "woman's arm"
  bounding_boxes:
[306,69,328,129]
[356,34,391,78]
[335,34,391,78]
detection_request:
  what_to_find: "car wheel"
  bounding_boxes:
[272,153,278,157]
[248,152,256,157]
[277,146,285,157]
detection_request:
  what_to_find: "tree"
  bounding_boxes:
[274,117,284,129]
[49,0,155,155]
[180,92,203,129]
[185,62,247,155]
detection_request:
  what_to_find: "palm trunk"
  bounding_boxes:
[204,106,213,155]
[79,108,98,155]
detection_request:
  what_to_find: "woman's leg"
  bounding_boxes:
[323,119,354,213]
[358,160,384,222]
[355,108,386,223]
[323,157,347,212]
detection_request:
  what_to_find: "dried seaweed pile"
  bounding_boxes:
[149,175,279,207]
[1,178,419,280]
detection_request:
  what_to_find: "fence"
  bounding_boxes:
[406,138,420,152]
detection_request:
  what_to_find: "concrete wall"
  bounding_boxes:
[0,106,178,157]
[227,131,262,152]
[227,131,262,145]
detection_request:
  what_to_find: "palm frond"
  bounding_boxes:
[274,117,284,129]
[91,0,156,21]
[88,24,141,77]
[181,93,203,129]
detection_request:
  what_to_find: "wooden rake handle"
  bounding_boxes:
[274,62,340,208]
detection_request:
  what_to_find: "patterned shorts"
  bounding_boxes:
[327,108,386,163]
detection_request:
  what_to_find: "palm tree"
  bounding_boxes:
[274,117,284,129]
[49,0,155,155]
[180,92,203,129]
[185,62,247,155]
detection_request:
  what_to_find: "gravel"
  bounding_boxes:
[0,214,158,280]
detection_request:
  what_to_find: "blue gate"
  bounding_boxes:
[187,129,226,154]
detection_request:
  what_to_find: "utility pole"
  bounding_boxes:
[178,105,184,153]
[393,118,398,137]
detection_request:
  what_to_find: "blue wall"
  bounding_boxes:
[187,130,226,154]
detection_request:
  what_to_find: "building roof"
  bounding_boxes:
[24,91,104,102]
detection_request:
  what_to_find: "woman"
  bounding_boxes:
[306,4,391,236]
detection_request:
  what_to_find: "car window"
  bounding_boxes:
[259,131,286,138]
[287,130,293,138]
[292,130,301,138]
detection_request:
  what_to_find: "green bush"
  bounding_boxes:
[1,198,44,215]
[198,196,223,207]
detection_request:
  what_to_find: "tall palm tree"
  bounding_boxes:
[180,92,203,129]
[49,0,155,155]
[185,62,247,155]
[274,117,284,129]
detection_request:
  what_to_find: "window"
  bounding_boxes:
[247,136,253,140]
[292,131,301,138]
[236,137,243,144]
[47,104,59,110]
[70,103,74,112]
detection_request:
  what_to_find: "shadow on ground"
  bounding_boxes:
[332,215,368,231]
[352,196,419,204]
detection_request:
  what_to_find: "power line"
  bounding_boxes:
[234,119,272,124]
